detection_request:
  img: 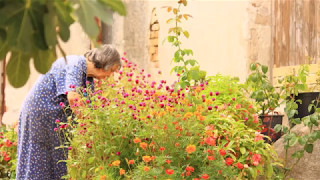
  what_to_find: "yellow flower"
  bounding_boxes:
[184,112,193,119]
[142,156,152,163]
[112,160,120,166]
[186,144,196,154]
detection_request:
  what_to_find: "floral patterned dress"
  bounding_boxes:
[16,55,93,180]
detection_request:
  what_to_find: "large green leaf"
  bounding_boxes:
[74,0,113,39]
[33,49,56,74]
[54,0,74,42]
[6,52,31,88]
[0,28,8,59]
[43,10,57,47]
[98,0,126,15]
[5,7,33,52]
[0,2,24,25]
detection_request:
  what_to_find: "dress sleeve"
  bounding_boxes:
[56,64,86,96]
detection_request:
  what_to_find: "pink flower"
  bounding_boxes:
[252,154,261,166]
[254,132,264,142]
[59,102,65,108]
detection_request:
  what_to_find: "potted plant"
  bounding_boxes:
[245,63,283,143]
[280,64,320,121]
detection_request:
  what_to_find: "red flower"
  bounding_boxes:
[165,159,171,164]
[237,162,244,169]
[186,171,191,176]
[205,136,216,146]
[219,149,226,156]
[225,157,233,166]
[5,140,12,147]
[208,155,215,161]
[166,169,174,175]
[4,155,10,162]
[160,147,165,151]
[201,174,209,179]
[186,166,194,172]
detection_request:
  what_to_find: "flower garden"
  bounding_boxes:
[1,0,320,179]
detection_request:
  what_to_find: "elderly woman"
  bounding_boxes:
[16,44,121,179]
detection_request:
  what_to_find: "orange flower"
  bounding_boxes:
[140,142,148,150]
[186,145,196,154]
[119,168,125,175]
[133,138,141,143]
[176,114,182,118]
[112,160,120,166]
[197,115,205,121]
[100,175,106,180]
[128,160,134,165]
[142,156,152,163]
[196,105,203,111]
[144,166,150,172]
[175,143,180,147]
[184,112,193,119]
[166,169,174,175]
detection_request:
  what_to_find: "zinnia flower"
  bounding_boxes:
[225,157,233,166]
[112,160,120,166]
[186,145,196,154]
[142,156,152,163]
[219,149,226,156]
[186,166,194,172]
[166,169,174,175]
[202,174,209,179]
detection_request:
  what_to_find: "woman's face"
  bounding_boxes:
[93,64,120,80]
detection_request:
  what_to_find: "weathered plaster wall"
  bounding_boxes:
[113,0,273,85]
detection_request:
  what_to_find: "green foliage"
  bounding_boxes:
[276,64,320,178]
[0,0,126,87]
[57,58,280,180]
[0,125,18,179]
[245,62,282,115]
[165,0,206,89]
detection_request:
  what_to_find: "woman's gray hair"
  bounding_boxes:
[84,44,121,71]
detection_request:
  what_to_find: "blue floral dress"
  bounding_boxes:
[16,55,93,180]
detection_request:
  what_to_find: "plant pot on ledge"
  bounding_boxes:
[294,92,320,119]
[259,115,283,143]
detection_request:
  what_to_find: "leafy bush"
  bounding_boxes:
[0,125,17,179]
[57,57,280,180]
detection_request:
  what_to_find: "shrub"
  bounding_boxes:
[57,57,280,180]
[0,125,17,179]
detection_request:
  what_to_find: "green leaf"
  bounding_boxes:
[266,162,273,178]
[274,124,282,133]
[75,0,113,39]
[168,36,175,42]
[289,135,298,147]
[0,40,9,60]
[183,30,189,38]
[304,144,313,153]
[185,59,197,66]
[88,157,95,164]
[261,65,268,74]
[98,0,126,15]
[6,52,31,88]
[250,63,257,71]
[44,10,57,47]
[291,150,304,158]
[240,147,246,154]
[33,49,56,74]
[298,137,307,145]
[310,114,318,125]
[6,8,33,52]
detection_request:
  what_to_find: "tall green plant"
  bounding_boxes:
[165,0,206,88]
[274,64,320,178]
[0,0,126,88]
